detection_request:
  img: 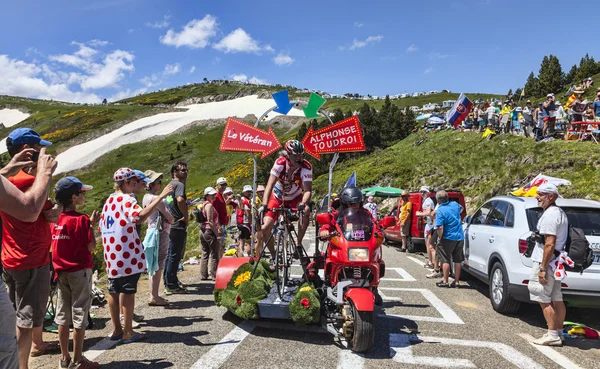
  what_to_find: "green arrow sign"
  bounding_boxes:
[303,93,326,119]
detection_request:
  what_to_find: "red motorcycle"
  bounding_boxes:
[315,207,385,352]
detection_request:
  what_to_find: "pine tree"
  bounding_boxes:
[344,110,353,119]
[332,108,344,123]
[565,64,578,85]
[576,53,598,82]
[524,72,540,98]
[538,55,564,94]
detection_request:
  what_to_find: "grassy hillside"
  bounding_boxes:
[312,130,600,213]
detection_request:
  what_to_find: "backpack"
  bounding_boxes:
[563,226,594,273]
[193,202,207,223]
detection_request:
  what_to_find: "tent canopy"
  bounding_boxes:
[361,186,403,198]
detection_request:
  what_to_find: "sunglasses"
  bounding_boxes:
[178,168,188,172]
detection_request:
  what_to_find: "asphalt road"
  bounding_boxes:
[32,228,600,369]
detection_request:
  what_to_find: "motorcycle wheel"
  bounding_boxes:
[349,301,375,353]
[275,232,288,299]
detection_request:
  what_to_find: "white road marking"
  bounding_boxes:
[190,321,256,369]
[381,267,416,282]
[337,350,365,369]
[519,333,584,369]
[84,337,119,361]
[390,334,544,369]
[378,287,464,324]
[407,256,426,267]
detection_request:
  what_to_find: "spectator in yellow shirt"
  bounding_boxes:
[399,190,412,252]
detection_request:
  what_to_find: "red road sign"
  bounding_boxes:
[219,117,282,158]
[301,116,365,160]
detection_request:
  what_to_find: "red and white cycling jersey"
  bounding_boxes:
[270,157,312,201]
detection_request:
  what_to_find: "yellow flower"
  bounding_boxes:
[233,271,251,287]
[300,286,312,292]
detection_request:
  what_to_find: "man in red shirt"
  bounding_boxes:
[213,177,228,259]
[0,146,56,369]
[1,128,61,368]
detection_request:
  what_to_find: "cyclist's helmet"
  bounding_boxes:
[285,140,304,155]
[340,186,363,207]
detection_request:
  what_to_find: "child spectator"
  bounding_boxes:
[52,176,99,369]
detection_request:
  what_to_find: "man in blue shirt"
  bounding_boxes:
[434,190,464,288]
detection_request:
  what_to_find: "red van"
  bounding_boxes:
[379,190,467,252]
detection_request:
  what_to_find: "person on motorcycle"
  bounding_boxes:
[257,140,312,261]
[318,186,384,306]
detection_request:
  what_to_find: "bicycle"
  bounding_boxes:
[255,205,309,299]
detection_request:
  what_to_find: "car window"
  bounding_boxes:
[506,205,514,227]
[471,202,494,225]
[488,201,511,227]
[527,207,600,236]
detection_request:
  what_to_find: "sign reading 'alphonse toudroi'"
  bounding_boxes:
[219,117,282,158]
[301,116,365,160]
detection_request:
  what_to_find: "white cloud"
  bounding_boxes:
[163,63,180,75]
[189,65,195,73]
[264,44,275,52]
[109,87,147,102]
[230,74,248,82]
[429,51,450,59]
[230,74,268,85]
[406,44,418,52]
[347,35,383,51]
[140,74,160,88]
[89,39,110,47]
[249,76,268,85]
[48,42,135,91]
[0,55,101,103]
[160,15,218,49]
[213,28,262,53]
[146,14,171,29]
[354,21,363,28]
[424,67,433,74]
[273,53,294,66]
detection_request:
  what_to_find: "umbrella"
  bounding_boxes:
[416,113,432,121]
[361,186,404,198]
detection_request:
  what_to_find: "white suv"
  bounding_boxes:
[462,196,600,314]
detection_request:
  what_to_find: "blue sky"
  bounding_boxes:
[0,0,595,103]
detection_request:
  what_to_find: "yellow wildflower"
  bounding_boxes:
[300,286,312,292]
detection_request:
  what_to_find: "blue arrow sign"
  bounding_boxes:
[272,90,295,115]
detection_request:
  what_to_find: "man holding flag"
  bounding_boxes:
[446,93,473,128]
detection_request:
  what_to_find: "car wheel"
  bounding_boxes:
[489,262,521,314]
[406,238,416,253]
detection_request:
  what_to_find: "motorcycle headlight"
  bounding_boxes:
[348,248,369,261]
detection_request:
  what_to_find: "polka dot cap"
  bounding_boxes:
[113,167,134,182]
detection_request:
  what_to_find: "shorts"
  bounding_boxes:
[436,239,465,264]
[237,224,251,240]
[528,262,562,304]
[424,225,435,238]
[400,223,410,237]
[3,263,50,328]
[265,194,303,219]
[55,268,92,329]
[107,273,141,295]
[0,280,18,369]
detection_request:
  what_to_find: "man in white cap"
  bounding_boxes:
[528,183,568,346]
[363,195,377,220]
[236,185,253,256]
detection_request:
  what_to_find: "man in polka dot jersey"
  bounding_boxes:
[100,168,173,344]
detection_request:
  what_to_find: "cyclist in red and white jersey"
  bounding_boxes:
[257,140,312,259]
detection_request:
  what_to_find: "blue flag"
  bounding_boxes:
[345,171,357,188]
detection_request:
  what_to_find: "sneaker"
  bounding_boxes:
[532,333,562,347]
[119,315,141,329]
[60,357,71,369]
[426,271,442,279]
[164,287,188,295]
[68,356,99,369]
